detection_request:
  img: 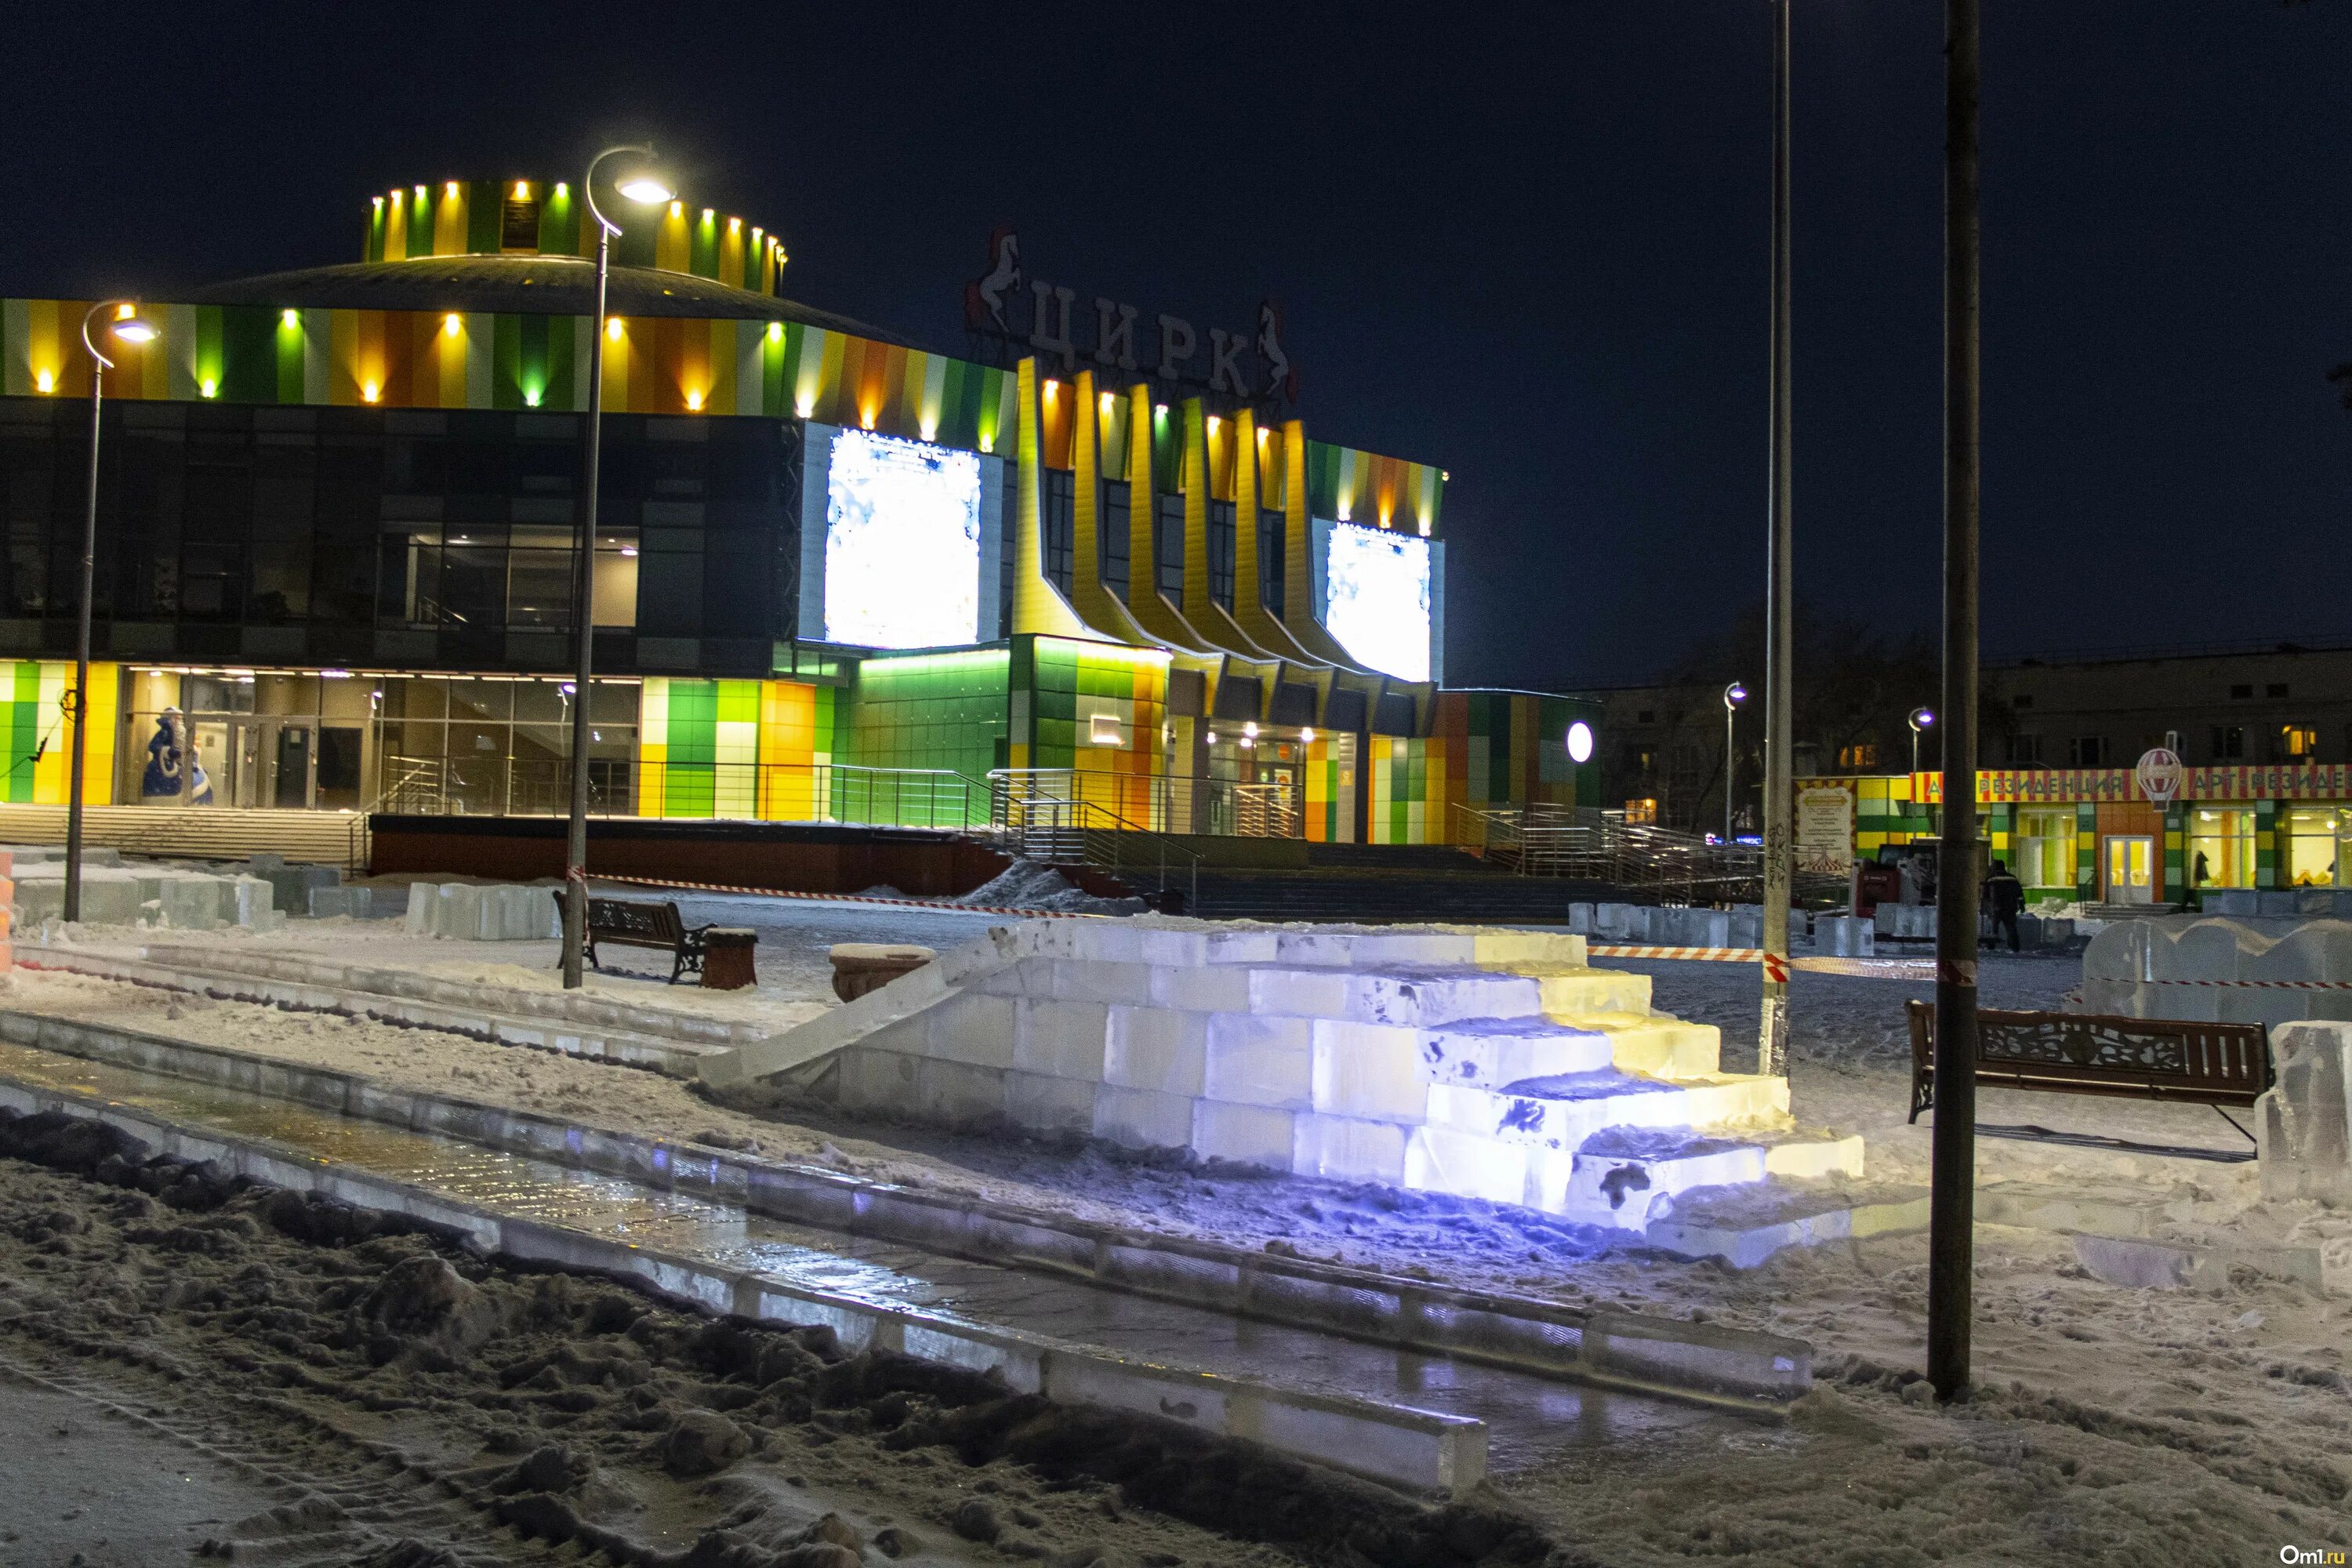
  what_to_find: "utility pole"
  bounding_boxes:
[1928,0,1984,1404]
[1759,0,1796,1076]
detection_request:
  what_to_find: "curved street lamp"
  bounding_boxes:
[1908,706,1936,780]
[65,302,159,924]
[561,148,674,989]
[1722,681,1748,844]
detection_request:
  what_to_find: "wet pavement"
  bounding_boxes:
[0,1037,1747,1475]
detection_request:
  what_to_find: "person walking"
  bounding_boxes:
[1982,858,2024,952]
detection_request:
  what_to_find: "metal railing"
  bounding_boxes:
[1454,802,1779,902]
[366,757,993,831]
[987,769,1202,910]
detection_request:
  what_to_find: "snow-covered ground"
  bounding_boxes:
[4,898,2349,1561]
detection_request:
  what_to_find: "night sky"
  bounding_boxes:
[8,2,2347,688]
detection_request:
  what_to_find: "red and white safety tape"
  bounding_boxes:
[1588,944,1940,982]
[591,872,1102,920]
[2137,976,2352,989]
[1586,943,1764,964]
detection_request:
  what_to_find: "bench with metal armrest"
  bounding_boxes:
[552,893,713,984]
[1907,1000,2272,1143]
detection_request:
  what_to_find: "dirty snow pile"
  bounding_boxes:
[953,857,1146,914]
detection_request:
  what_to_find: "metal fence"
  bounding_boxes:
[369,757,993,831]
[1455,803,1806,903]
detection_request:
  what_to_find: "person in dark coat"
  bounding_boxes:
[1982,858,2024,951]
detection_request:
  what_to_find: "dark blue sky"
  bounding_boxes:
[9,2,2347,687]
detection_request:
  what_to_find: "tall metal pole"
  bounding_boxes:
[1725,698,1736,845]
[1759,0,1795,1076]
[66,306,114,925]
[562,147,648,989]
[1928,0,1984,1403]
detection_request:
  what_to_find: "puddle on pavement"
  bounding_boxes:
[0,1037,1746,1474]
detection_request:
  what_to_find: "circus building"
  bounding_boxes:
[0,173,1593,859]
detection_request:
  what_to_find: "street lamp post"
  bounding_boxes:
[1722,681,1748,844]
[1759,0,1797,1077]
[1908,706,1936,781]
[1928,0,1984,1404]
[65,302,158,924]
[561,147,673,990]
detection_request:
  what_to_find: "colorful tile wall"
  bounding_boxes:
[844,648,1009,826]
[0,661,115,804]
[1011,637,1166,826]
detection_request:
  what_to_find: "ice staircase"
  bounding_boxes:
[700,920,1867,1254]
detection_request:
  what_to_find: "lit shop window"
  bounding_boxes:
[2184,808,2257,889]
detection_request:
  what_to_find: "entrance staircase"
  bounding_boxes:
[703,921,1870,1261]
[0,803,367,870]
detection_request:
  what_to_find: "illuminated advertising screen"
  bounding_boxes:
[824,430,982,648]
[1323,522,1432,682]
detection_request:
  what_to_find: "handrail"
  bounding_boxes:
[985,770,1202,912]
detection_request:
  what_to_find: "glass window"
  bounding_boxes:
[1152,491,1184,604]
[1100,481,1131,601]
[1207,500,1236,611]
[2283,806,2349,887]
[1259,509,1285,618]
[1042,468,1075,595]
[2014,808,2075,890]
[2185,807,2257,889]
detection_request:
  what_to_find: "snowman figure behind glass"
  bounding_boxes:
[140,706,212,805]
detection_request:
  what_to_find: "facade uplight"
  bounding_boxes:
[442,313,462,337]
[606,317,624,341]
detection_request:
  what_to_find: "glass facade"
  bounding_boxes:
[0,398,798,677]
[2185,806,2258,890]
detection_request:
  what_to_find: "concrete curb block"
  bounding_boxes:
[0,1005,1811,1413]
[18,950,713,1078]
[132,943,778,1048]
[0,1069,1486,1496]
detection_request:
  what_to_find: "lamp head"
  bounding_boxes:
[109,303,158,344]
[616,174,674,205]
[1910,706,1936,731]
[1725,681,1748,706]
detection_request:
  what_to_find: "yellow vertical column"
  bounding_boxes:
[1181,400,1212,619]
[1011,358,1090,638]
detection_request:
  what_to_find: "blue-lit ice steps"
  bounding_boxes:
[706,920,1864,1255]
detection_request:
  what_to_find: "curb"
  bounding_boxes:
[17,949,713,1079]
[0,1069,1486,1496]
[0,1005,1811,1414]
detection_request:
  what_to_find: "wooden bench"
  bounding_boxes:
[1907,1000,2272,1142]
[554,894,713,983]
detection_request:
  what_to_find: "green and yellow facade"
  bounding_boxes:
[1804,767,2352,905]
[0,173,1594,844]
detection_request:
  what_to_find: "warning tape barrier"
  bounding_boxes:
[1589,944,1940,981]
[590,872,1102,920]
[1586,944,1763,963]
[2137,976,2352,989]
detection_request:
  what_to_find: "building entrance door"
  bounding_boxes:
[216,718,317,809]
[2103,835,2154,904]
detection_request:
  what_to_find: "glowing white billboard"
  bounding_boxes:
[1323,522,1432,682]
[824,430,982,648]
